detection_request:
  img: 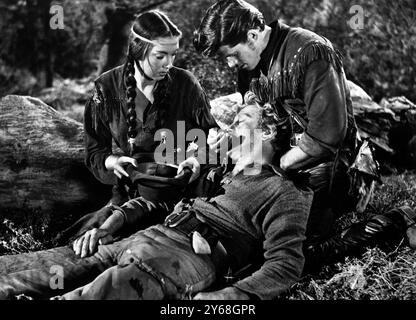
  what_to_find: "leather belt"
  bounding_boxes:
[164,209,220,250]
[164,205,230,277]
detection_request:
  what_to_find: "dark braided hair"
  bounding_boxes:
[125,55,138,155]
[125,10,182,155]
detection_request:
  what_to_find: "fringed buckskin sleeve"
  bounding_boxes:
[297,59,348,158]
[83,84,117,185]
[187,74,218,134]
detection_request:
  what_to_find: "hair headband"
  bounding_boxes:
[131,27,159,45]
[131,27,180,46]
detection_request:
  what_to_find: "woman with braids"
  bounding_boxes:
[55,10,218,256]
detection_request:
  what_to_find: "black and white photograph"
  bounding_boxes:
[0,0,416,309]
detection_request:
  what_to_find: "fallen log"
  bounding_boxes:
[0,95,111,236]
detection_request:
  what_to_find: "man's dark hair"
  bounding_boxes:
[193,0,265,56]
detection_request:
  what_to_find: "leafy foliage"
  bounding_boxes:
[319,0,416,103]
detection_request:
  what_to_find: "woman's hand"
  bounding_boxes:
[193,287,250,300]
[177,156,200,183]
[72,228,114,258]
[105,155,138,179]
[207,128,230,152]
[243,91,257,104]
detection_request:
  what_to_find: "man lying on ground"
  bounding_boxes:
[0,97,414,300]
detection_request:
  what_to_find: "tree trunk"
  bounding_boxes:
[0,95,111,234]
[40,0,54,88]
[100,8,133,73]
[26,0,53,88]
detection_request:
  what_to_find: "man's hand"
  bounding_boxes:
[105,155,138,179]
[177,156,200,183]
[193,287,250,300]
[72,228,114,258]
[279,146,314,171]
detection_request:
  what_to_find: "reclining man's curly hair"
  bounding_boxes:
[242,92,291,159]
[193,0,265,57]
[261,104,291,159]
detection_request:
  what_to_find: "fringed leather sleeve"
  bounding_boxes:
[289,40,343,97]
[297,59,348,158]
[270,38,348,158]
[266,39,344,102]
[83,84,117,185]
[189,81,218,133]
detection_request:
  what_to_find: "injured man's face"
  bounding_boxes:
[232,103,262,136]
[227,99,277,175]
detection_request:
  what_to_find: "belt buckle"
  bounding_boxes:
[290,132,302,147]
[164,210,192,228]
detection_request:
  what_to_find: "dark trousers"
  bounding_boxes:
[302,161,352,244]
[302,207,412,274]
[298,160,409,274]
[301,160,414,275]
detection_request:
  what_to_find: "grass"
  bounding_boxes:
[287,246,416,300]
[285,170,416,300]
[0,218,46,255]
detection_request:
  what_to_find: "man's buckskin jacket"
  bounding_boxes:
[238,20,359,166]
